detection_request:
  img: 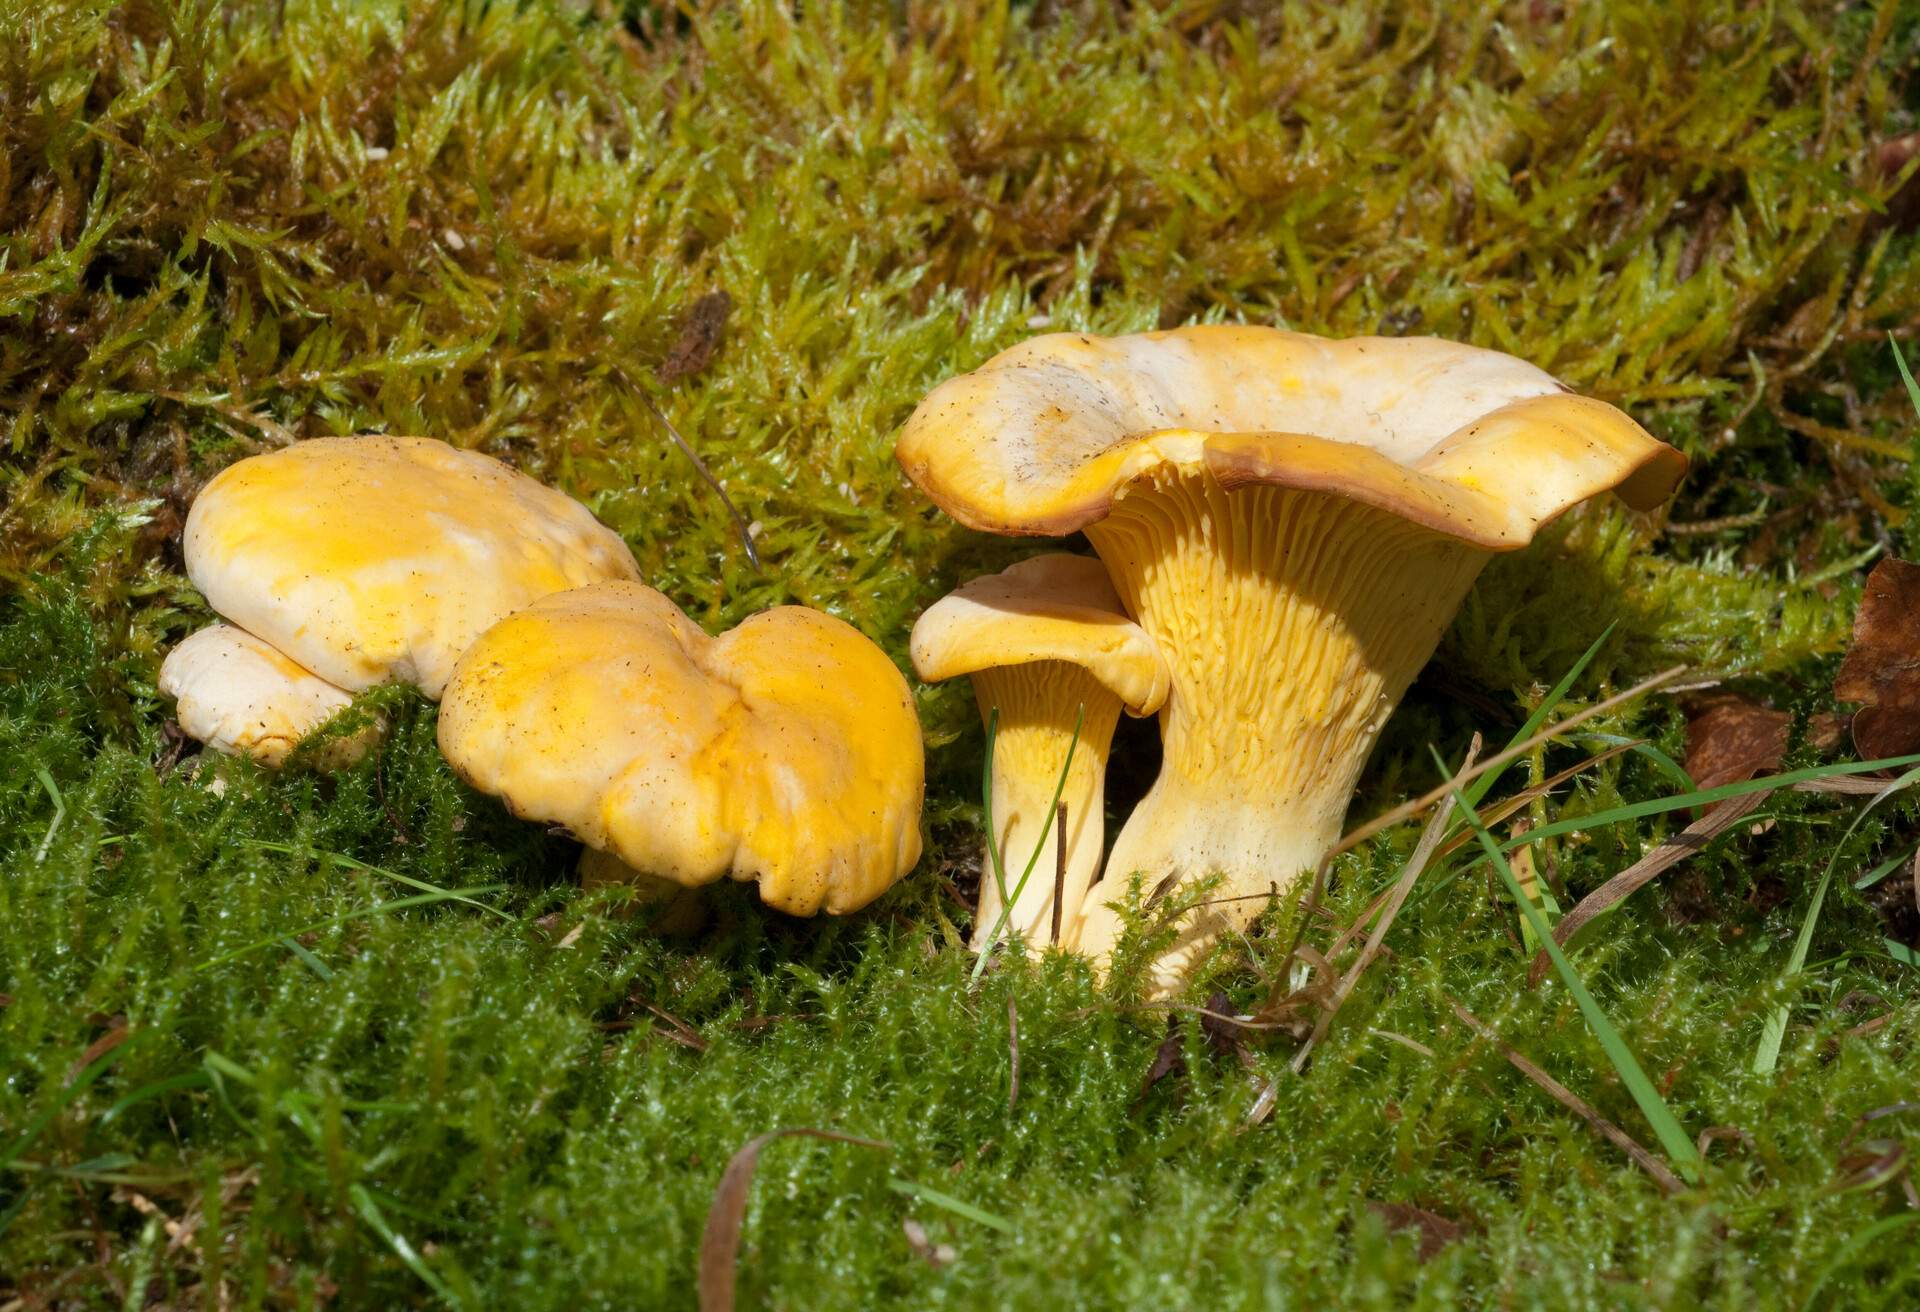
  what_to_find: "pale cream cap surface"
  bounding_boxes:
[184,436,641,698]
[158,624,369,768]
[895,326,1687,544]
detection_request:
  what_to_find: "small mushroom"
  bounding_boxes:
[161,436,640,766]
[911,554,1167,950]
[437,581,924,916]
[158,624,376,769]
[897,326,1686,988]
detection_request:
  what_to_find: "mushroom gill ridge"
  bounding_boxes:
[1069,475,1487,984]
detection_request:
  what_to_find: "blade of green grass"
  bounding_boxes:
[351,1182,462,1308]
[282,935,334,979]
[1751,765,1920,1075]
[971,703,1084,978]
[1408,755,1919,921]
[1450,788,1704,1186]
[1853,838,1920,891]
[983,706,1013,914]
[0,1033,135,1173]
[1577,732,1697,795]
[1495,754,1920,851]
[1797,1211,1920,1312]
[1891,331,1920,417]
[101,1071,212,1125]
[980,706,1009,922]
[1464,623,1615,808]
[888,1178,1015,1233]
[242,840,517,921]
[32,767,66,864]
[192,886,510,973]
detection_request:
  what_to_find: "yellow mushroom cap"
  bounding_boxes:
[437,581,924,916]
[184,437,641,698]
[910,553,1168,716]
[895,325,1687,545]
[157,624,372,769]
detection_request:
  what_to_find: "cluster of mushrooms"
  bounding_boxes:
[161,326,1685,989]
[159,435,923,918]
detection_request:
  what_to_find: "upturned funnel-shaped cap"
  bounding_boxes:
[896,325,1686,546]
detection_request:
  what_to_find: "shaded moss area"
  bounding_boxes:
[3,0,1920,1306]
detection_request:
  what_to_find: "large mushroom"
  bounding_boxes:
[911,554,1167,950]
[161,436,640,766]
[437,581,924,916]
[896,326,1686,987]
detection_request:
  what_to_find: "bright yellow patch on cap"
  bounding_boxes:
[438,582,924,917]
[184,436,640,698]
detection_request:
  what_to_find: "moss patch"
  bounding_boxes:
[3,0,1920,1305]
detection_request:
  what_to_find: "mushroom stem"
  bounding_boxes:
[1073,476,1487,987]
[579,848,711,936]
[971,661,1121,951]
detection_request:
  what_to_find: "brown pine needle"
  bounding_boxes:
[1290,745,1474,1074]
[613,364,763,571]
[1524,790,1772,987]
[1446,996,1685,1196]
[1331,665,1689,864]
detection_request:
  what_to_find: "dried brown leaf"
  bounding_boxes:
[1367,1201,1468,1262]
[1829,1140,1909,1197]
[1132,1015,1187,1113]
[1806,711,1850,753]
[1196,991,1252,1060]
[698,1128,890,1312]
[1525,789,1771,987]
[1685,694,1789,795]
[1834,557,1920,759]
[656,291,733,384]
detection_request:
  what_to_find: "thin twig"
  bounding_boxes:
[1050,802,1068,946]
[1271,667,1685,1006]
[1524,790,1771,987]
[1006,995,1021,1115]
[1333,667,1688,863]
[1446,996,1685,1195]
[614,365,762,570]
[1290,746,1475,1073]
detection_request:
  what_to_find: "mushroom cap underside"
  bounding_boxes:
[910,553,1169,715]
[436,581,924,917]
[184,435,640,697]
[895,325,1687,545]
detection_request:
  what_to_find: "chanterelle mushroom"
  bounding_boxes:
[161,435,640,767]
[911,554,1167,951]
[897,326,1686,987]
[158,624,376,769]
[437,581,924,916]
[184,436,640,696]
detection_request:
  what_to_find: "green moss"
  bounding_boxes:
[3,0,1919,1306]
